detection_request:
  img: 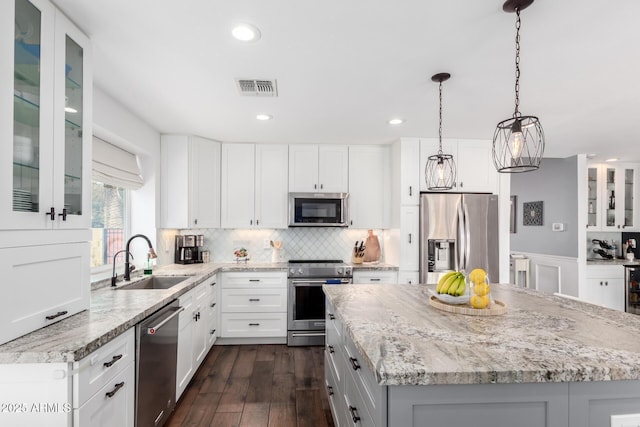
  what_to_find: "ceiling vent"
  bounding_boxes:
[235,79,278,97]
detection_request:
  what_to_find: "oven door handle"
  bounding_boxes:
[290,279,351,285]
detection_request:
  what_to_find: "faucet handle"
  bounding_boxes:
[129,265,136,273]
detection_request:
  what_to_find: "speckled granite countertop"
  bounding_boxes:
[587,258,640,266]
[0,261,396,364]
[323,283,640,386]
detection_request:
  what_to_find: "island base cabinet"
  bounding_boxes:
[388,383,569,427]
[568,381,640,427]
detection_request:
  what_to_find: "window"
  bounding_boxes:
[91,181,129,269]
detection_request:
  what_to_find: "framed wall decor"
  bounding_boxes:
[523,201,543,226]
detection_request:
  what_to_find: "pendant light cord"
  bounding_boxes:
[513,8,521,118]
[438,80,444,154]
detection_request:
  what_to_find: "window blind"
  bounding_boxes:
[92,136,144,189]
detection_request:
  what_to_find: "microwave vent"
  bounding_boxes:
[235,79,278,97]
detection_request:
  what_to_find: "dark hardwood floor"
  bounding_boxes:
[166,345,335,427]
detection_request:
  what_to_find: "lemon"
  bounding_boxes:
[473,282,491,297]
[469,268,487,284]
[470,295,490,309]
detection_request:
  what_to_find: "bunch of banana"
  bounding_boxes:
[436,271,466,296]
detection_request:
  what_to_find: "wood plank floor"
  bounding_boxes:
[166,345,335,427]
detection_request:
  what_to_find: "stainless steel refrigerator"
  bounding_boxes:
[419,193,499,284]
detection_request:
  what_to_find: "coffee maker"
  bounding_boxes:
[175,235,204,264]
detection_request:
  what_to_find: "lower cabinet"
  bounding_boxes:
[176,274,218,400]
[0,328,135,427]
[352,270,398,284]
[219,271,287,341]
[583,266,625,311]
[397,271,419,284]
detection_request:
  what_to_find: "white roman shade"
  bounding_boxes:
[92,136,144,189]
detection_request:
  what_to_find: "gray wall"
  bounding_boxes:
[510,157,579,257]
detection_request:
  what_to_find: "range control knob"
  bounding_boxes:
[337,267,344,275]
[289,268,296,276]
[297,268,304,275]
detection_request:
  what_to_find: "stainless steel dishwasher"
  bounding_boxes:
[135,300,183,427]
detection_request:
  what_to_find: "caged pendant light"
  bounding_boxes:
[425,73,456,190]
[492,0,545,173]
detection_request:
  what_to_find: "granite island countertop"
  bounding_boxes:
[323,283,640,386]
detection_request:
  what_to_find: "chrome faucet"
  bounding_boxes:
[124,234,158,281]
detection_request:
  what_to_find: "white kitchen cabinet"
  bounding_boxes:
[220,143,288,229]
[74,328,135,427]
[0,242,90,345]
[204,274,218,351]
[1,0,92,231]
[160,135,221,229]
[582,266,625,311]
[0,0,91,346]
[399,138,420,206]
[353,270,398,284]
[176,275,217,400]
[586,163,638,231]
[399,206,419,272]
[348,145,391,228]
[219,272,287,341]
[289,144,349,193]
[420,138,496,193]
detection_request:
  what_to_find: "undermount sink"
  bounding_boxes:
[117,275,191,290]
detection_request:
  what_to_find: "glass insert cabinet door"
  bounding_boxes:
[587,166,599,228]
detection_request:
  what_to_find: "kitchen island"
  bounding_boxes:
[323,283,640,427]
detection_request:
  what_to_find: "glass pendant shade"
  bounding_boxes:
[426,153,456,190]
[493,115,544,172]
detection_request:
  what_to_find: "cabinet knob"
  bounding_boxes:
[256,219,259,226]
[314,184,317,190]
[250,219,253,225]
[408,233,412,244]
[320,184,324,190]
[409,186,413,196]
[194,218,198,225]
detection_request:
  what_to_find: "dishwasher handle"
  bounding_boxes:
[146,307,184,335]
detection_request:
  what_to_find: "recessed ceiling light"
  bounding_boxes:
[256,114,272,121]
[606,158,619,162]
[232,24,261,42]
[388,118,404,125]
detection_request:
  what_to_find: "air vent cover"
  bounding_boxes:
[235,79,278,97]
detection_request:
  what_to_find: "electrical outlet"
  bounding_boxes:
[611,413,640,427]
[263,239,271,249]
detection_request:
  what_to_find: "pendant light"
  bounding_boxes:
[492,0,544,173]
[425,73,456,190]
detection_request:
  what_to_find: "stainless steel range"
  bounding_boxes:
[287,260,352,346]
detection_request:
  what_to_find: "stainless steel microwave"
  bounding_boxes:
[288,193,349,227]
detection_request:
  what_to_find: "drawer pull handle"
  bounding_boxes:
[348,405,361,423]
[45,311,68,321]
[327,385,334,396]
[249,298,261,302]
[328,313,335,320]
[328,345,335,354]
[210,282,216,286]
[210,303,216,308]
[210,329,216,335]
[249,279,261,282]
[248,323,260,326]
[370,278,381,282]
[105,382,125,398]
[349,357,361,370]
[103,354,123,368]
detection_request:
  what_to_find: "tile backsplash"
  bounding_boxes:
[176,228,389,263]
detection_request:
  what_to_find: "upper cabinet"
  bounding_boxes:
[348,145,390,228]
[419,139,497,193]
[289,144,348,193]
[586,163,637,231]
[1,0,92,231]
[221,144,288,229]
[160,135,221,229]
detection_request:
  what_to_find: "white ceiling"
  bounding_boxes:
[51,0,640,162]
